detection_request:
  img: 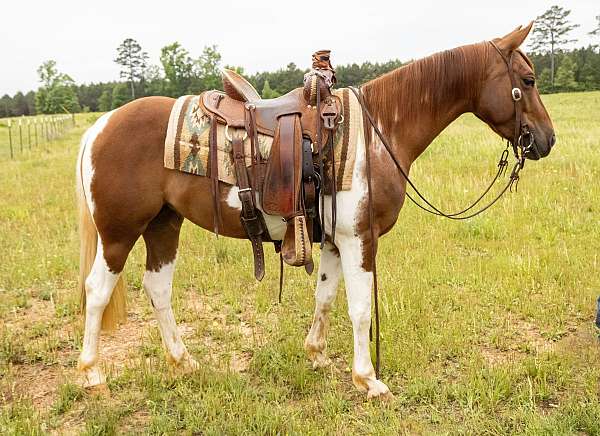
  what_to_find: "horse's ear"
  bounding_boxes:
[495,21,534,53]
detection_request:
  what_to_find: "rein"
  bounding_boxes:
[350,41,536,377]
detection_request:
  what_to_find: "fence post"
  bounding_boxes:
[18,118,23,153]
[34,119,38,147]
[8,120,13,159]
[27,120,32,149]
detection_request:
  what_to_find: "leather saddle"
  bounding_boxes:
[200,51,341,281]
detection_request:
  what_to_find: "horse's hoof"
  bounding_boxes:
[311,353,332,369]
[86,383,110,398]
[171,353,200,374]
[79,365,106,389]
[181,356,200,373]
[366,380,394,401]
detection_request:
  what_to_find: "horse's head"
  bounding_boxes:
[475,22,555,160]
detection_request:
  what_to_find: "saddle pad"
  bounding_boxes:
[164,88,360,191]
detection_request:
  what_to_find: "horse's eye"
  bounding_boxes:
[523,77,535,87]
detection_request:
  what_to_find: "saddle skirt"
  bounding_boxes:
[164,88,361,192]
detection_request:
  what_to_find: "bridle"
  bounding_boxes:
[489,41,540,164]
[351,41,539,221]
[350,41,540,377]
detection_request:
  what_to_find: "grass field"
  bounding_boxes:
[1,92,600,434]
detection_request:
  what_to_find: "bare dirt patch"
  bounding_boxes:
[481,313,558,367]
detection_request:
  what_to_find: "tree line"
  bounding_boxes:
[1,5,598,117]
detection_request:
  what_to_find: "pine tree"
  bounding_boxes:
[590,15,600,52]
[261,80,280,98]
[529,5,579,89]
[114,38,148,99]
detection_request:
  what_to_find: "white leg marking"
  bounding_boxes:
[78,239,119,387]
[338,236,391,399]
[143,258,198,371]
[77,110,115,217]
[305,242,342,368]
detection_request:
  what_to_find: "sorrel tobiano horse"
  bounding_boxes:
[76,23,554,399]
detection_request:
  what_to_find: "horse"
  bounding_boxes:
[75,22,555,399]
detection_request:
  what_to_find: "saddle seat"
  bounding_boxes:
[202,87,333,144]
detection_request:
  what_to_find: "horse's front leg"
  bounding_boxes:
[338,235,392,400]
[304,242,342,368]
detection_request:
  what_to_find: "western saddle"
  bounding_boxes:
[199,50,342,282]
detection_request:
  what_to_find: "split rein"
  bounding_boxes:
[349,101,528,221]
[348,41,537,378]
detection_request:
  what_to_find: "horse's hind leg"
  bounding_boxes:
[78,238,133,388]
[142,206,199,371]
[304,242,341,368]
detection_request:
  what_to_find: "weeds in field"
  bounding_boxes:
[1,94,600,433]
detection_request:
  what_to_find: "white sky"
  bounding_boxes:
[1,0,598,95]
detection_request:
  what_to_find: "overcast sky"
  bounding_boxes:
[1,0,598,96]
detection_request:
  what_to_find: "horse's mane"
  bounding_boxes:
[362,42,491,126]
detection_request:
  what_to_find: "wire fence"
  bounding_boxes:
[0,114,76,159]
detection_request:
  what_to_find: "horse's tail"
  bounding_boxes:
[76,131,127,331]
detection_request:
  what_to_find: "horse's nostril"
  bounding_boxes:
[549,133,556,148]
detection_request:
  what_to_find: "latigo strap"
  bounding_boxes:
[232,133,267,280]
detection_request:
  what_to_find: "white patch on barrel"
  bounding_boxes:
[77,111,115,217]
[225,186,286,240]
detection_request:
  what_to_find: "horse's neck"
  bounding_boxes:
[362,44,485,165]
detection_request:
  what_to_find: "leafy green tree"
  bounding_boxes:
[12,92,30,116]
[35,60,80,114]
[261,80,280,98]
[193,45,222,92]
[0,94,11,117]
[142,64,165,95]
[554,55,578,91]
[98,89,112,111]
[111,83,131,109]
[160,42,194,97]
[115,38,148,99]
[25,91,36,115]
[46,85,80,113]
[529,5,579,88]
[536,68,552,93]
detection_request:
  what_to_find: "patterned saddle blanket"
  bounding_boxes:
[164,88,360,191]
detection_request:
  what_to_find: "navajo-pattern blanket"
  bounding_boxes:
[164,88,360,191]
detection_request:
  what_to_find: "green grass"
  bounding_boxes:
[1,93,600,433]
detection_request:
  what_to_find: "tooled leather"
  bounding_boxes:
[201,89,341,143]
[261,114,301,217]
